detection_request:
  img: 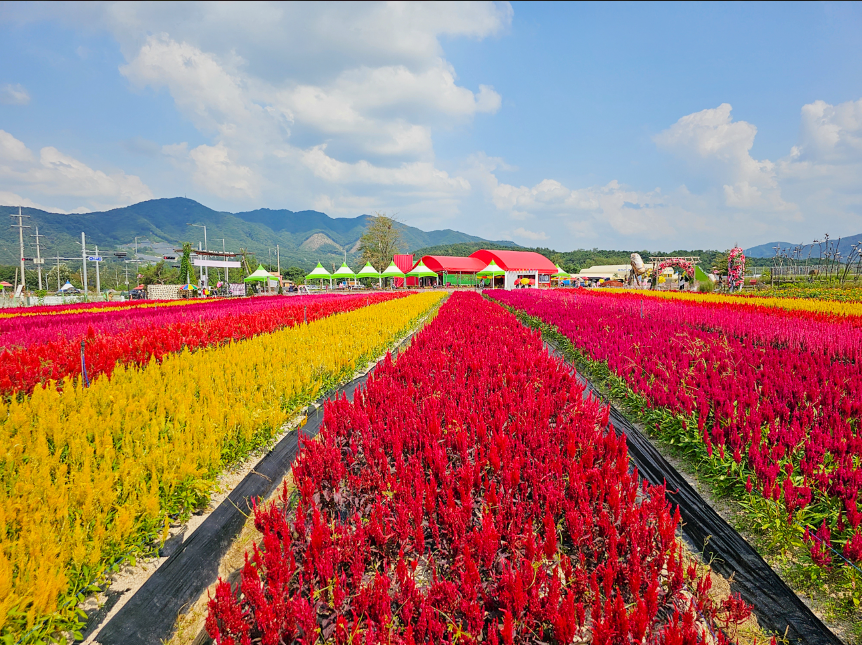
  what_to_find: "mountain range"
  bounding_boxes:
[744,234,862,260]
[0,198,516,270]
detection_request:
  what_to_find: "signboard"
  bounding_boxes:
[163,255,176,260]
[114,252,128,258]
[87,256,103,262]
[193,259,241,268]
[33,258,45,265]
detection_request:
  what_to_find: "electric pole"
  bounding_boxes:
[94,245,101,297]
[81,232,88,298]
[277,244,280,277]
[32,226,45,290]
[11,206,30,291]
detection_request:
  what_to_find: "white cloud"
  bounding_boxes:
[102,2,512,82]
[796,98,862,164]
[0,191,65,212]
[0,130,153,210]
[301,145,470,193]
[0,83,30,105]
[188,143,258,199]
[107,3,505,214]
[513,227,548,241]
[654,103,795,213]
[0,130,34,163]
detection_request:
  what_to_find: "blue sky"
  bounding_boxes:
[1,1,861,250]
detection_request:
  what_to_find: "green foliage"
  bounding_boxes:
[697,279,715,293]
[139,260,181,286]
[178,242,193,284]
[359,213,403,271]
[282,266,305,284]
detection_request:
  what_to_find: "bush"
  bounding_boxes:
[697,279,715,293]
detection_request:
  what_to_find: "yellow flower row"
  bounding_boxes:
[0,291,443,639]
[0,296,220,319]
[615,288,862,317]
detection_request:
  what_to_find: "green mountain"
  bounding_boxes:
[0,198,516,271]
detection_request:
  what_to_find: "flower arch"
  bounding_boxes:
[655,258,695,278]
[728,247,746,289]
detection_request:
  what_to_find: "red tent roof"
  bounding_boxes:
[470,249,557,273]
[417,255,486,273]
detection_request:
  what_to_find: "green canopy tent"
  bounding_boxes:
[244,264,278,293]
[407,260,439,287]
[552,265,570,286]
[356,262,382,289]
[332,262,357,289]
[381,261,406,289]
[477,260,505,289]
[305,262,332,290]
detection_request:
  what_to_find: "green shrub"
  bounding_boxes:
[697,279,714,293]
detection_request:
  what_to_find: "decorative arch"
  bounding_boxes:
[655,258,695,278]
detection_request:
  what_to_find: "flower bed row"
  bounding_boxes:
[488,290,862,575]
[0,295,217,320]
[207,292,749,644]
[617,287,862,318]
[0,293,406,395]
[0,292,443,643]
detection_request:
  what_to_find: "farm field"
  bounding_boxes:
[490,289,862,613]
[0,291,442,642]
[206,292,748,644]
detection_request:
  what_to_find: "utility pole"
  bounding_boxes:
[135,236,140,258]
[55,255,61,291]
[32,226,44,290]
[11,206,30,291]
[81,232,88,298]
[215,238,227,285]
[94,245,101,297]
[188,223,208,286]
[199,242,204,284]
[277,244,280,277]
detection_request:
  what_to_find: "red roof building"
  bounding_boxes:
[416,255,487,273]
[469,249,557,273]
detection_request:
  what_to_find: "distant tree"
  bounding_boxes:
[712,250,731,276]
[359,213,402,271]
[139,260,180,286]
[178,242,193,284]
[283,266,305,285]
[44,263,75,290]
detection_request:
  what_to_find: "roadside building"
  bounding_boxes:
[577,264,631,281]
